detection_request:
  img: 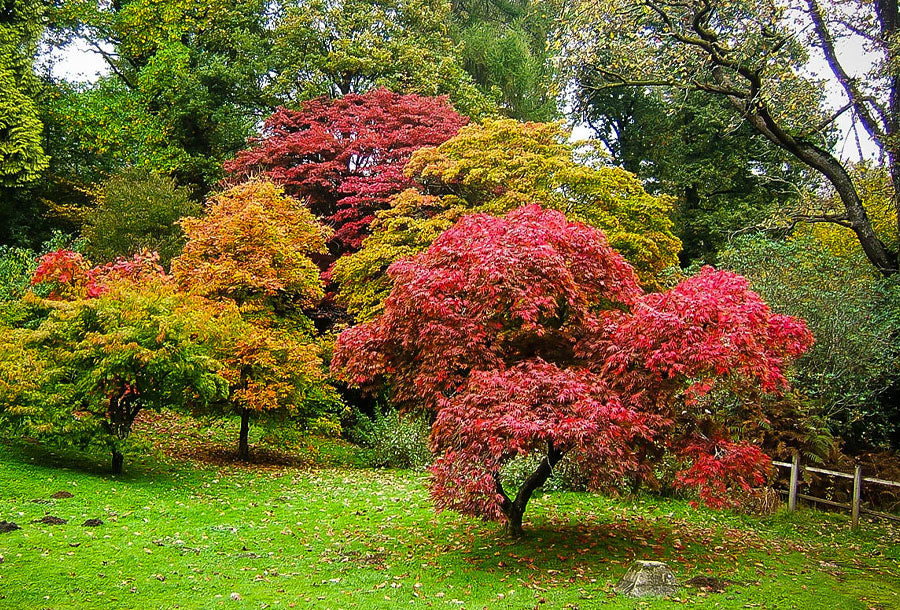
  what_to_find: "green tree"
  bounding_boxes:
[562,0,900,276]
[575,85,816,264]
[0,280,231,474]
[47,0,275,197]
[269,0,495,117]
[83,168,201,268]
[451,0,562,120]
[0,0,50,244]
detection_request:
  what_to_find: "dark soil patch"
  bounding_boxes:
[0,521,20,533]
[51,491,74,499]
[686,576,730,591]
[82,519,103,527]
[33,515,67,525]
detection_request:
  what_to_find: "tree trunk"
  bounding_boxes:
[875,0,900,253]
[238,407,251,461]
[111,449,124,475]
[106,390,139,475]
[707,44,898,275]
[507,506,526,538]
[498,443,565,538]
[734,99,899,275]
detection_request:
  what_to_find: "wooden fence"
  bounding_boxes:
[773,453,900,529]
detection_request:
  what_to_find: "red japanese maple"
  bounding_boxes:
[332,205,813,535]
[32,250,169,299]
[225,88,467,258]
[32,250,93,299]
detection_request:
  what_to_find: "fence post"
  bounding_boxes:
[852,463,862,530]
[788,451,800,512]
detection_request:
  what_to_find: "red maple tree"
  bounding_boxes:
[33,249,169,300]
[332,205,813,535]
[225,88,467,259]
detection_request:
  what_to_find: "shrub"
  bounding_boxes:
[348,407,432,470]
[720,235,900,449]
[0,231,83,301]
[0,279,232,474]
[83,168,200,268]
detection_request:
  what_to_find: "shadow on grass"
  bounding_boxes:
[138,410,374,471]
[0,437,184,486]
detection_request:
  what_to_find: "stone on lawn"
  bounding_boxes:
[616,560,680,598]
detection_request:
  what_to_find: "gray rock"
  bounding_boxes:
[616,560,680,598]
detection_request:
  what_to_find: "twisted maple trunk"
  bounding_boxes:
[497,442,565,538]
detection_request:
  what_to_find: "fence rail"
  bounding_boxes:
[773,453,900,529]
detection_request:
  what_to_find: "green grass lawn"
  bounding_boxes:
[1,414,898,610]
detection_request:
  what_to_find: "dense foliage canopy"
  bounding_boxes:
[83,168,200,267]
[0,0,896,530]
[332,118,681,321]
[0,274,232,473]
[172,179,338,458]
[333,205,812,533]
[225,89,467,259]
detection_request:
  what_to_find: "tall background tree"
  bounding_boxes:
[562,0,900,275]
[574,85,816,265]
[45,0,275,199]
[0,0,50,244]
[269,0,495,117]
[450,0,562,120]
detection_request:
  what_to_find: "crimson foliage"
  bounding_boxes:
[225,89,467,258]
[333,205,813,534]
[32,249,168,299]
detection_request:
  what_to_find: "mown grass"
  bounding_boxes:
[1,413,898,610]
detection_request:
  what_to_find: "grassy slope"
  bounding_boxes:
[0,417,898,610]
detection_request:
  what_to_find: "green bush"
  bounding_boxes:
[720,235,900,449]
[348,407,432,470]
[83,168,200,267]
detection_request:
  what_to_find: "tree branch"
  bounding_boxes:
[90,41,136,90]
[806,0,887,143]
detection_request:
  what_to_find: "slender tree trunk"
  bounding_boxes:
[498,443,565,538]
[239,407,251,461]
[111,449,124,475]
[106,389,139,475]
